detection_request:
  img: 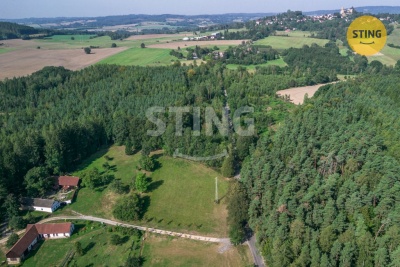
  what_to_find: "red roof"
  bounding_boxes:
[6,226,39,258]
[6,223,72,258]
[32,223,72,235]
[58,176,80,187]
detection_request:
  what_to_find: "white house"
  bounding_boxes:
[22,198,61,213]
[6,223,74,265]
[182,37,190,41]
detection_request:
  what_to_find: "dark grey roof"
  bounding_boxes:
[22,198,56,208]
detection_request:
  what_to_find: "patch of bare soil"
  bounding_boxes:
[277,83,335,105]
[0,47,127,80]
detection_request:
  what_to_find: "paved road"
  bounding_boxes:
[0,215,230,246]
[247,235,266,267]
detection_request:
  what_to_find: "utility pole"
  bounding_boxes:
[215,177,219,204]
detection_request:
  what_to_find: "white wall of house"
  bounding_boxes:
[32,201,60,213]
[32,206,53,213]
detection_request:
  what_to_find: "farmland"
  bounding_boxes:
[98,47,175,66]
[254,31,329,50]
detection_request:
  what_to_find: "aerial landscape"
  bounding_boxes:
[1,0,400,266]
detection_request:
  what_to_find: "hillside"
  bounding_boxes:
[0,22,38,39]
[241,74,400,266]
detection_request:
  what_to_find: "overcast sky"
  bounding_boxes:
[1,0,400,19]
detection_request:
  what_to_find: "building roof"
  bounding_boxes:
[58,176,80,187]
[30,222,72,235]
[22,198,56,208]
[6,223,73,259]
[6,225,39,259]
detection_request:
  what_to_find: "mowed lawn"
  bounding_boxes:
[68,146,229,236]
[22,222,138,267]
[142,234,252,267]
[97,47,176,66]
[255,34,329,50]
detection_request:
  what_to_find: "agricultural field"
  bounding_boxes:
[68,146,230,236]
[254,31,329,50]
[0,46,127,80]
[142,234,252,267]
[97,47,176,66]
[21,222,141,267]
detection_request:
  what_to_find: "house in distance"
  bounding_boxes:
[6,222,74,265]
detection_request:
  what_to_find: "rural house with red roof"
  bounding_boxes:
[57,176,80,190]
[6,222,74,265]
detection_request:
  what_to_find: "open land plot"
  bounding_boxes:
[22,222,140,267]
[142,234,252,267]
[226,57,288,71]
[148,40,246,49]
[126,33,192,40]
[97,47,176,66]
[277,83,334,105]
[255,35,329,50]
[0,47,127,80]
[275,30,315,37]
[68,146,230,236]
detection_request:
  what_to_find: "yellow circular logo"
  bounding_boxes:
[347,15,387,56]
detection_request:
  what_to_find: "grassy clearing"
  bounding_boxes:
[255,35,328,51]
[143,155,228,236]
[97,47,175,66]
[226,57,287,71]
[68,146,229,236]
[275,30,314,38]
[22,221,140,267]
[142,234,252,267]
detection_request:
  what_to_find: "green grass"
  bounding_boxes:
[275,30,315,38]
[226,57,287,71]
[142,234,252,267]
[255,35,329,51]
[0,47,16,54]
[143,155,228,235]
[97,47,176,66]
[22,222,139,267]
[68,146,229,236]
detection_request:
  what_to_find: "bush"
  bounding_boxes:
[6,233,19,248]
[110,234,122,245]
[9,216,25,230]
[111,43,117,48]
[84,47,91,54]
[113,194,143,221]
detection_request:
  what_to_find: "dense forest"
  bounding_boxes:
[240,72,400,266]
[0,22,39,40]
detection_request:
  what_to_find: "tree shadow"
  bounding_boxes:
[120,235,130,244]
[84,241,96,254]
[146,179,164,192]
[22,240,44,261]
[141,196,151,220]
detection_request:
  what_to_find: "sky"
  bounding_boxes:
[1,0,400,19]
